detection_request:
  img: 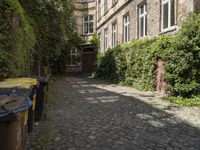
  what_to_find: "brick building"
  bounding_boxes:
[73,0,200,51]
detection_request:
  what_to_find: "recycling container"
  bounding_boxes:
[0,95,32,150]
[0,78,38,133]
[35,77,48,121]
[16,76,49,121]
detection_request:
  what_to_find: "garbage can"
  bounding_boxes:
[35,77,48,121]
[0,95,32,150]
[0,78,38,133]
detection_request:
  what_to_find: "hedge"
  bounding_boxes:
[94,13,200,97]
[0,0,36,79]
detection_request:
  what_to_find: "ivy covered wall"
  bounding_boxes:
[94,13,200,98]
[0,0,35,79]
[0,0,83,79]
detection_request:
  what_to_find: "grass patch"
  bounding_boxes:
[164,96,200,107]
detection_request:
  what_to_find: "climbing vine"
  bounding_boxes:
[94,13,200,98]
[0,0,36,79]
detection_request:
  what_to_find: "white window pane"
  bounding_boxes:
[140,17,144,37]
[84,23,88,34]
[171,0,175,26]
[145,15,147,36]
[89,22,93,33]
[89,15,93,21]
[84,16,88,22]
[163,3,169,29]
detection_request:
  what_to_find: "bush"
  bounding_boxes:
[159,14,200,97]
[94,39,157,91]
[94,13,200,97]
[0,0,36,79]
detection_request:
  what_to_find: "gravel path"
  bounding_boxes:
[26,75,200,150]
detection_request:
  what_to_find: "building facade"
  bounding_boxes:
[73,0,200,51]
[73,0,96,41]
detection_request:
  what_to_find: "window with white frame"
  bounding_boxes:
[83,15,94,34]
[112,22,117,48]
[161,0,175,30]
[104,0,107,14]
[70,48,78,66]
[100,0,104,16]
[104,28,108,50]
[98,0,101,19]
[139,3,147,37]
[100,0,107,16]
[123,14,130,43]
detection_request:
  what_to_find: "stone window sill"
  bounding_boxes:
[159,26,177,35]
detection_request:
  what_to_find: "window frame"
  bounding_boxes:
[123,13,130,43]
[104,28,108,50]
[70,48,78,66]
[112,22,117,48]
[161,0,176,31]
[138,3,147,38]
[83,15,94,35]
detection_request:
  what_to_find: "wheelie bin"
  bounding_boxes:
[0,78,38,133]
[0,95,32,150]
[34,77,48,121]
[16,76,49,121]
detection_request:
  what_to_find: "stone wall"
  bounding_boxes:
[73,1,96,42]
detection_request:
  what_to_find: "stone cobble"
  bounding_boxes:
[26,75,200,150]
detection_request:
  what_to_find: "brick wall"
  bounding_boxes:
[96,0,195,51]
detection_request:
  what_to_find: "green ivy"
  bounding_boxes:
[0,0,36,79]
[94,13,200,97]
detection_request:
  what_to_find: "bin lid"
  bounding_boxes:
[3,78,38,88]
[0,95,32,117]
[0,78,38,94]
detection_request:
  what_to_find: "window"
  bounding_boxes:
[72,16,78,32]
[98,32,101,51]
[83,15,94,34]
[100,0,107,16]
[70,48,78,66]
[112,22,117,48]
[104,0,107,14]
[112,0,118,6]
[100,0,104,16]
[98,0,101,19]
[104,28,108,50]
[161,0,175,30]
[139,3,147,37]
[123,14,130,43]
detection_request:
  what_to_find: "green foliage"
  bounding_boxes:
[19,0,75,74]
[90,34,100,51]
[0,0,36,79]
[164,96,200,107]
[153,13,200,97]
[94,13,200,97]
[94,39,156,91]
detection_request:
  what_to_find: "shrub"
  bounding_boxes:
[94,13,200,97]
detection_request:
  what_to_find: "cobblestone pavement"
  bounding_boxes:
[27,75,200,150]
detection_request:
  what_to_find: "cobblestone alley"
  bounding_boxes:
[26,75,200,150]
